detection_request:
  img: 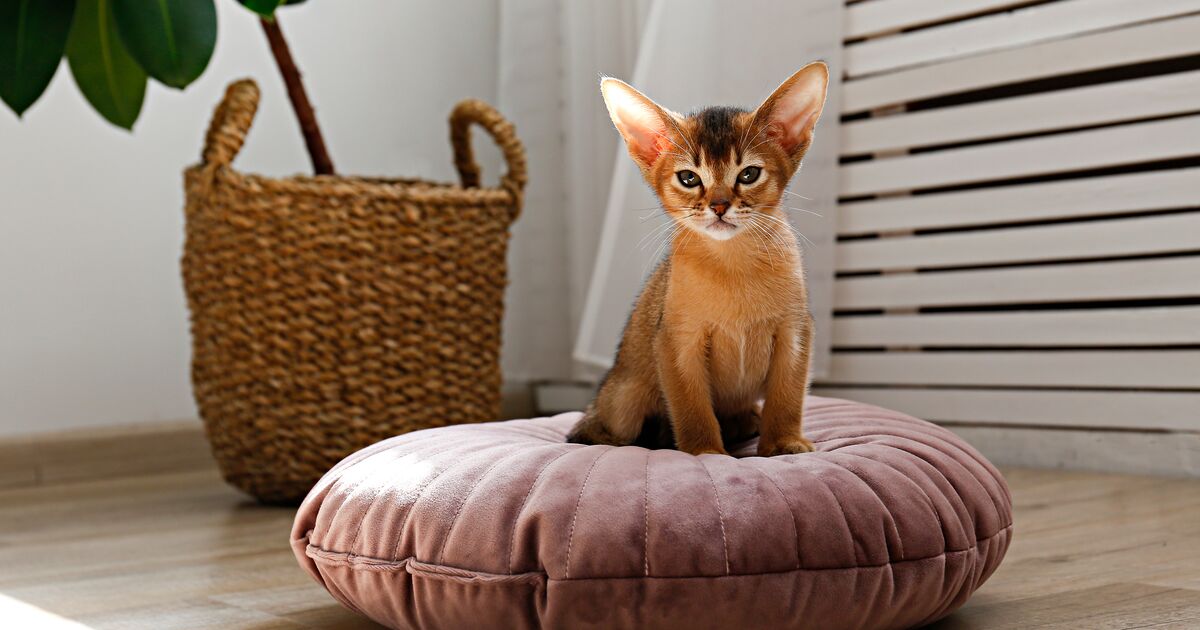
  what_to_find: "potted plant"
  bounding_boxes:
[1,0,332,172]
[3,0,527,504]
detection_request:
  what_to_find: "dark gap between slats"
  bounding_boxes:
[838,111,1200,161]
[811,382,1200,394]
[833,248,1200,276]
[836,207,1200,243]
[832,297,1200,318]
[846,55,1200,120]
[841,0,1054,46]
[837,156,1200,203]
[922,297,1200,314]
[834,344,1200,353]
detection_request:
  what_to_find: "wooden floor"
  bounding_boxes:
[0,465,1197,629]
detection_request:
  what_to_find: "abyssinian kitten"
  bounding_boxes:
[567,62,829,457]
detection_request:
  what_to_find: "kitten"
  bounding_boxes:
[567,63,829,456]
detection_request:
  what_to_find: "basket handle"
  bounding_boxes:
[201,79,260,168]
[449,99,527,213]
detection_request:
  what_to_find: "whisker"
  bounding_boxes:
[639,211,673,223]
[766,215,816,250]
[782,190,811,201]
[636,219,679,251]
[745,218,781,267]
[740,122,771,156]
[744,135,777,156]
[658,134,692,161]
[753,213,810,253]
[754,216,793,262]
[628,205,694,211]
[753,204,823,218]
[664,115,697,156]
[645,224,682,275]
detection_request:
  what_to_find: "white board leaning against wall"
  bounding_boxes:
[574,0,843,379]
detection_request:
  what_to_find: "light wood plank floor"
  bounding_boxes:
[1,465,1197,629]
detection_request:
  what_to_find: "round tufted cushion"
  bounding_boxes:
[291,396,1012,630]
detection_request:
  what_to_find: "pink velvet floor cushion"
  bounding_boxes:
[291,396,1012,630]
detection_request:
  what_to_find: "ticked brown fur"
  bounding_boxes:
[567,63,830,456]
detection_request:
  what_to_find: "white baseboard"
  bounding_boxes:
[945,424,1200,478]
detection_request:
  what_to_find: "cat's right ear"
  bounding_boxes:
[600,78,678,170]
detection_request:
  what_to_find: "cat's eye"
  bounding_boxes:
[677,170,701,188]
[737,166,762,185]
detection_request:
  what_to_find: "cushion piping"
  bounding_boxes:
[303,523,1011,584]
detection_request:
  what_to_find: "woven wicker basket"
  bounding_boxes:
[182,79,526,503]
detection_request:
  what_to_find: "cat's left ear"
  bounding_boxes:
[753,62,829,161]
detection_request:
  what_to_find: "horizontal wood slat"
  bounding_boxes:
[836,212,1200,272]
[845,0,1200,78]
[842,16,1200,113]
[825,351,1200,389]
[832,306,1200,347]
[812,387,1200,431]
[845,0,1036,39]
[840,116,1200,196]
[835,256,1200,309]
[836,168,1200,236]
[842,70,1200,155]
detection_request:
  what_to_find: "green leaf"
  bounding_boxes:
[67,0,146,129]
[237,0,281,17]
[0,0,77,115]
[112,0,215,89]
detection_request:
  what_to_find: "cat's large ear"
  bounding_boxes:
[600,77,679,170]
[753,62,829,162]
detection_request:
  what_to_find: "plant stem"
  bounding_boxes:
[259,16,334,175]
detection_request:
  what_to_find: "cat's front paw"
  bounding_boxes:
[757,436,815,457]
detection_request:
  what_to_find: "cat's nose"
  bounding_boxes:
[710,199,731,216]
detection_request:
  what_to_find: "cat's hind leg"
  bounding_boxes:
[566,374,659,446]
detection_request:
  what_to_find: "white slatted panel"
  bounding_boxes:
[823,5,1200,432]
[837,212,1200,272]
[846,0,1200,78]
[826,352,1200,389]
[835,257,1200,309]
[812,388,1200,431]
[833,307,1200,347]
[838,168,1200,235]
[845,0,1037,39]
[842,71,1200,155]
[841,115,1200,196]
[842,15,1200,113]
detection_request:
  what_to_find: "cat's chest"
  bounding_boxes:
[673,266,803,325]
[707,320,775,401]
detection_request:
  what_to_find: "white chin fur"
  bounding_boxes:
[703,222,740,240]
[693,210,742,241]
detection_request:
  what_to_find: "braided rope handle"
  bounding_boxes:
[200,81,527,218]
[202,79,260,168]
[449,99,528,215]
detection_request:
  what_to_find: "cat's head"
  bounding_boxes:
[601,63,828,242]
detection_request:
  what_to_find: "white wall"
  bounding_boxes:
[0,0,502,436]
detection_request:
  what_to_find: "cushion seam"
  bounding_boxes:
[695,455,732,575]
[563,447,612,579]
[505,446,577,574]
